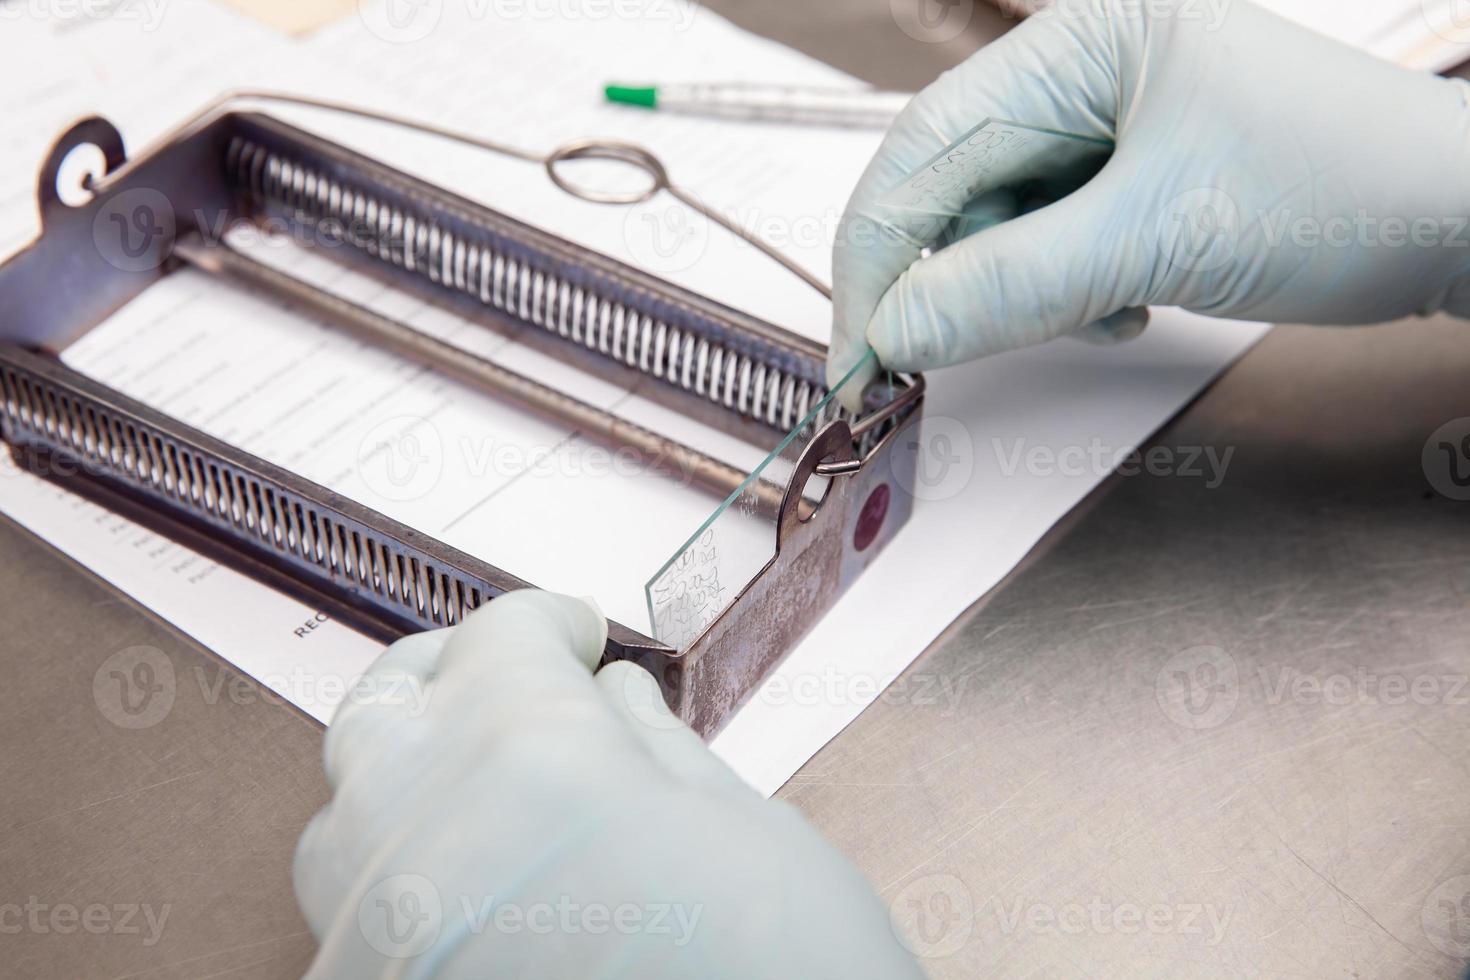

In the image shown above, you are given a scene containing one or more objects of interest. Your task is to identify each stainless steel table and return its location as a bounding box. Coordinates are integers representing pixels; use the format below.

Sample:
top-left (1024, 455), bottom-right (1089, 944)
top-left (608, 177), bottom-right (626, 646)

top-left (2, 3), bottom-right (1468, 977)
top-left (791, 313), bottom-right (1470, 978)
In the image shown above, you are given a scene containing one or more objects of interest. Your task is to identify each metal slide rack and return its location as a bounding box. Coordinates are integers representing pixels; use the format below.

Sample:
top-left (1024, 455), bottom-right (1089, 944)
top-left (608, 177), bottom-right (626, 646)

top-left (0, 106), bottom-right (923, 735)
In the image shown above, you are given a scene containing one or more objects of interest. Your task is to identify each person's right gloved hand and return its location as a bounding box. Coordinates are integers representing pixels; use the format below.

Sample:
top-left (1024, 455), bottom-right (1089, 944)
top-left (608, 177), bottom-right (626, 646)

top-left (829, 0), bottom-right (1470, 406)
top-left (293, 590), bottom-right (926, 979)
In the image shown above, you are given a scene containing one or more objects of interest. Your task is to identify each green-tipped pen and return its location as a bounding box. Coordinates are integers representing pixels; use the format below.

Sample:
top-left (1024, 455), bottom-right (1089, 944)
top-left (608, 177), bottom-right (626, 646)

top-left (602, 81), bottom-right (909, 128)
top-left (604, 84), bottom-right (659, 109)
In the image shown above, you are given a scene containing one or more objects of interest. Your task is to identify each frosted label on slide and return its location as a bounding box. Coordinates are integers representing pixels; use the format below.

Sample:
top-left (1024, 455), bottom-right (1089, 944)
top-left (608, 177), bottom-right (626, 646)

top-left (877, 118), bottom-right (1109, 218)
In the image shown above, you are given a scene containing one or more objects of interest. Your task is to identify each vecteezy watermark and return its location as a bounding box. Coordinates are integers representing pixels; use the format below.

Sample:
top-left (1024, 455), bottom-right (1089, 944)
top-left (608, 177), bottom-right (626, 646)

top-left (93, 646), bottom-right (177, 730)
top-left (887, 423), bottom-right (1234, 503)
top-left (0, 0), bottom-right (169, 31)
top-left (890, 0), bottom-right (974, 44)
top-left (1423, 417), bottom-right (1470, 501)
top-left (991, 895), bottom-right (1231, 945)
top-left (91, 187), bottom-right (176, 273)
top-left (758, 668), bottom-right (968, 714)
top-left (357, 415), bottom-right (447, 503)
top-left (1256, 210), bottom-right (1470, 251)
top-left (357, 0), bottom-right (697, 44)
top-left (357, 0), bottom-right (443, 41)
top-left (1421, 0), bottom-right (1470, 47)
top-left (356, 874), bottom-right (703, 959)
top-left (0, 440), bottom-right (131, 484)
top-left (606, 660), bottom-right (685, 732)
top-left (354, 415), bottom-right (706, 503)
top-left (1258, 665), bottom-right (1469, 709)
top-left (1156, 648), bottom-right (1468, 730)
top-left (1157, 190), bottom-right (1470, 274)
top-left (1423, 874), bottom-right (1470, 958)
top-left (889, 874), bottom-right (975, 959)
top-left (193, 664), bottom-right (435, 717)
top-left (1155, 188), bottom-right (1242, 273)
top-left (621, 199), bottom-right (711, 276)
top-left (892, 416), bottom-right (976, 503)
top-left (358, 874), bottom-right (442, 957)
top-left (889, 876), bottom-right (1231, 955)
top-left (624, 199), bottom-right (891, 277)
top-left (0, 898), bottom-right (171, 947)
top-left (88, 202), bottom-right (356, 275)
top-left (1155, 645), bottom-right (1240, 730)
top-left (993, 436), bottom-right (1235, 488)
top-left (93, 645), bottom-right (433, 729)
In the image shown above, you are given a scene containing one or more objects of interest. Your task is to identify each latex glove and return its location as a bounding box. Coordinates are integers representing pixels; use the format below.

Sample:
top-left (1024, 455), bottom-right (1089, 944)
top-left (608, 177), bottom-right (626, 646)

top-left (829, 0), bottom-right (1470, 407)
top-left (294, 590), bottom-right (924, 979)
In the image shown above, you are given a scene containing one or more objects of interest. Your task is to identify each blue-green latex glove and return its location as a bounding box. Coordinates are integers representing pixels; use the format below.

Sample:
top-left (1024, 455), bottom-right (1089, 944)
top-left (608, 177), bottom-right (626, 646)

top-left (293, 590), bottom-right (924, 979)
top-left (829, 0), bottom-right (1470, 407)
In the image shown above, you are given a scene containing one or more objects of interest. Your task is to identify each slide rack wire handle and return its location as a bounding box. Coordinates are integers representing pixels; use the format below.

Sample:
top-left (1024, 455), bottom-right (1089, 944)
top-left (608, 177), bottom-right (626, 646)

top-left (86, 91), bottom-right (835, 300)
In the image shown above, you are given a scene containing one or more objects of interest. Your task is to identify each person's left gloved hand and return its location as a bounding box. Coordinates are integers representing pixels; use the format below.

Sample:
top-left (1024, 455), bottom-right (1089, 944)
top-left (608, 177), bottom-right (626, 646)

top-left (294, 589), bottom-right (924, 979)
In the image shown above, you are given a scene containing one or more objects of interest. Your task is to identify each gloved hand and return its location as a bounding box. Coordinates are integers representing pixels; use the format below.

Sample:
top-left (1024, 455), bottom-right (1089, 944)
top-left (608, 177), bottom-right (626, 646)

top-left (294, 590), bottom-right (925, 979)
top-left (829, 0), bottom-right (1470, 406)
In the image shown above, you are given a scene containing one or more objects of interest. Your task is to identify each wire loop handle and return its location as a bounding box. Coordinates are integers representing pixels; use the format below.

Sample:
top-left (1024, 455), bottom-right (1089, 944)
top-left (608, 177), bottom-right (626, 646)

top-left (177, 91), bottom-right (835, 300)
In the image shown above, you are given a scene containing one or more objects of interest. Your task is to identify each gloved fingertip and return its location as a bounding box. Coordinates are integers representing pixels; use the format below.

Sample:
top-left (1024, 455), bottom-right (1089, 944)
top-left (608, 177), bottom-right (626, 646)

top-left (489, 590), bottom-right (605, 669)
top-left (575, 594), bottom-right (603, 616)
top-left (827, 348), bottom-right (878, 415)
top-left (1073, 307), bottom-right (1149, 345)
top-left (368, 628), bottom-right (453, 682)
top-left (866, 305), bottom-right (924, 373)
top-left (572, 594), bottom-right (610, 660)
top-left (487, 589), bottom-right (605, 669)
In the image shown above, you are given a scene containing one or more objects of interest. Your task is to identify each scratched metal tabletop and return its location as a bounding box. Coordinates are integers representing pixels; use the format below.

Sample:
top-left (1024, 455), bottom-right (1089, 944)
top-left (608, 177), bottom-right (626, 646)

top-left (2, 3), bottom-right (1468, 978)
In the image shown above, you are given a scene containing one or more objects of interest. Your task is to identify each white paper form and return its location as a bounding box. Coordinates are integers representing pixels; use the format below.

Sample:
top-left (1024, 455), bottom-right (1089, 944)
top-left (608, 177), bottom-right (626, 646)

top-left (63, 233), bottom-right (774, 630)
top-left (0, 1), bottom-right (1271, 794)
top-left (300, 0), bottom-right (883, 343)
top-left (0, 0), bottom-right (851, 726)
top-left (0, 4), bottom-right (394, 720)
top-left (712, 314), bottom-right (1268, 791)
top-left (0, 4), bottom-right (294, 257)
